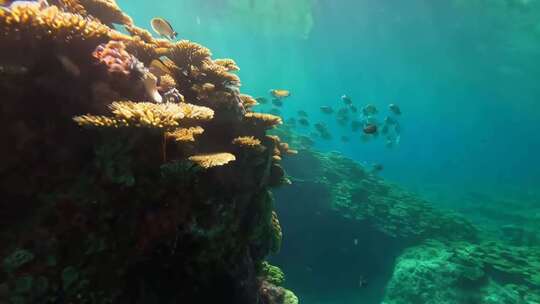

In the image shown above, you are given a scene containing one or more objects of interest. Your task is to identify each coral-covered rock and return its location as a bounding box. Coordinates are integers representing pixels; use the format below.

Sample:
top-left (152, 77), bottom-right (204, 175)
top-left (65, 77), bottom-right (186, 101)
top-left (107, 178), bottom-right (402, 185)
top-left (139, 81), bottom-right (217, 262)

top-left (382, 240), bottom-right (540, 304)
top-left (0, 1), bottom-right (296, 303)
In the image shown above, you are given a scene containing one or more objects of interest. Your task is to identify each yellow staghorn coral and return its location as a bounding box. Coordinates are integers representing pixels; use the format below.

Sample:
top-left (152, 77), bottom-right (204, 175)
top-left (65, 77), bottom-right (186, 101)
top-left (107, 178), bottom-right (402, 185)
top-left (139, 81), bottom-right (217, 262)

top-left (167, 40), bottom-right (212, 68)
top-left (56, 0), bottom-right (90, 17)
top-left (73, 114), bottom-right (126, 128)
top-left (232, 136), bottom-right (262, 148)
top-left (214, 58), bottom-right (240, 72)
top-left (78, 0), bottom-right (132, 25)
top-left (0, 5), bottom-right (112, 44)
top-left (188, 152), bottom-right (236, 169)
top-left (123, 24), bottom-right (173, 48)
top-left (124, 24), bottom-right (154, 43)
top-left (159, 74), bottom-right (177, 91)
top-left (74, 101), bottom-right (214, 129)
top-left (244, 112), bottom-right (282, 129)
top-left (166, 126), bottom-right (204, 142)
top-left (200, 62), bottom-right (241, 86)
top-left (239, 94), bottom-right (258, 108)
top-left (178, 102), bottom-right (214, 121)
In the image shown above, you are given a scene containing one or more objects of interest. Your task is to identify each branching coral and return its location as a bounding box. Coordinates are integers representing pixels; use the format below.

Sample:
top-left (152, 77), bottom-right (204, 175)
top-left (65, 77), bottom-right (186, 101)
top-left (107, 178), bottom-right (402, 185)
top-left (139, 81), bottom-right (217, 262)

top-left (74, 101), bottom-right (214, 129)
top-left (166, 126), bottom-right (204, 142)
top-left (239, 94), bottom-right (259, 109)
top-left (214, 58), bottom-right (240, 72)
top-left (232, 136), bottom-right (262, 148)
top-left (78, 0), bottom-right (132, 25)
top-left (188, 152), bottom-right (236, 169)
top-left (167, 40), bottom-right (212, 68)
top-left (159, 74), bottom-right (177, 92)
top-left (0, 5), bottom-right (111, 44)
top-left (244, 113), bottom-right (283, 129)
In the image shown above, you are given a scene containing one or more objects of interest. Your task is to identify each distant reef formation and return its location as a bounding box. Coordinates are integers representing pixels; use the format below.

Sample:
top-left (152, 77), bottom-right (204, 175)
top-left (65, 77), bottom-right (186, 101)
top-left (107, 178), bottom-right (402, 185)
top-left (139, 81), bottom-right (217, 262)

top-left (272, 129), bottom-right (540, 303)
top-left (0, 1), bottom-right (296, 303)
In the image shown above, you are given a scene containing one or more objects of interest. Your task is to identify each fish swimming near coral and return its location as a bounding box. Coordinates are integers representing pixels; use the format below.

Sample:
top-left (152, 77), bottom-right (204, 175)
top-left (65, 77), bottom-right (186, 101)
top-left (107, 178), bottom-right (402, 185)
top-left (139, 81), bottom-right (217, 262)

top-left (341, 136), bottom-right (350, 143)
top-left (286, 118), bottom-right (297, 125)
top-left (297, 110), bottom-right (308, 117)
top-left (298, 118), bottom-right (310, 126)
top-left (270, 89), bottom-right (291, 99)
top-left (350, 105), bottom-right (358, 113)
top-left (320, 106), bottom-right (334, 114)
top-left (151, 17), bottom-right (178, 40)
top-left (269, 108), bottom-right (281, 115)
top-left (255, 97), bottom-right (269, 104)
top-left (272, 99), bottom-right (283, 107)
top-left (362, 104), bottom-right (378, 116)
top-left (341, 95), bottom-right (353, 106)
top-left (363, 123), bottom-right (378, 134)
top-left (388, 103), bottom-right (401, 115)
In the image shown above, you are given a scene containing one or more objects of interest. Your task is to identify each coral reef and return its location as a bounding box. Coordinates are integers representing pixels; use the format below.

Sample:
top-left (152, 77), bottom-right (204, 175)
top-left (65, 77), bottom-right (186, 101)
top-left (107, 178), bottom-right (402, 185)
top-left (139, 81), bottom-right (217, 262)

top-left (272, 129), bottom-right (540, 303)
top-left (0, 2), bottom-right (297, 303)
top-left (382, 240), bottom-right (540, 304)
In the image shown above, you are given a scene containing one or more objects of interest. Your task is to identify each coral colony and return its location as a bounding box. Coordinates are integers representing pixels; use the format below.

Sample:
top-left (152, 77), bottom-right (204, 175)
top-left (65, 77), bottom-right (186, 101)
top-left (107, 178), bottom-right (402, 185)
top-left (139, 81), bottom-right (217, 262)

top-left (0, 1), bottom-right (297, 303)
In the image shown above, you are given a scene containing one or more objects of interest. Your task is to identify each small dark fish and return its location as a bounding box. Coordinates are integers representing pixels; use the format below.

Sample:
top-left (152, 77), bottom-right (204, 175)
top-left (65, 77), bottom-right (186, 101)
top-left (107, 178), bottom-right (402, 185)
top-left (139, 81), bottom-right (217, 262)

top-left (350, 105), bottom-right (358, 113)
top-left (269, 108), bottom-right (281, 115)
top-left (320, 106), bottom-right (334, 114)
top-left (389, 103), bottom-right (401, 115)
top-left (151, 18), bottom-right (178, 40)
top-left (341, 136), bottom-right (350, 143)
top-left (286, 118), bottom-right (297, 125)
top-left (359, 276), bottom-right (369, 288)
top-left (341, 94), bottom-right (353, 106)
top-left (371, 163), bottom-right (384, 173)
top-left (351, 120), bottom-right (362, 132)
top-left (297, 110), bottom-right (308, 117)
top-left (320, 131), bottom-right (332, 140)
top-left (314, 122), bottom-right (327, 133)
top-left (363, 123), bottom-right (378, 134)
top-left (362, 104), bottom-right (378, 116)
top-left (298, 118), bottom-right (310, 126)
top-left (272, 99), bottom-right (283, 107)
top-left (255, 97), bottom-right (268, 104)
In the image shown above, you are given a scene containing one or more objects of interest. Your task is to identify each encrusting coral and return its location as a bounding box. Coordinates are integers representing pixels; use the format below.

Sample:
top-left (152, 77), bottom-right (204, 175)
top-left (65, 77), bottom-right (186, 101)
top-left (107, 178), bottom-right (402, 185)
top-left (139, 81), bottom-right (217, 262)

top-left (0, 1), bottom-right (297, 303)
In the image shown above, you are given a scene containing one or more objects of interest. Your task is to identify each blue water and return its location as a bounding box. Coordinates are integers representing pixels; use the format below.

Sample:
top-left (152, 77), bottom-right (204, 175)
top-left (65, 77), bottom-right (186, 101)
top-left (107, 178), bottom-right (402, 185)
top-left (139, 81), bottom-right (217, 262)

top-left (120, 0), bottom-right (540, 199)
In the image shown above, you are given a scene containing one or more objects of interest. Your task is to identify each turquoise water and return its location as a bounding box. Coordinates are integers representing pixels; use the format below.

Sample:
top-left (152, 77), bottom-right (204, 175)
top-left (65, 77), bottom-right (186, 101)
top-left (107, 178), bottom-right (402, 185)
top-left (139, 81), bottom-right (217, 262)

top-left (120, 0), bottom-right (540, 197)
